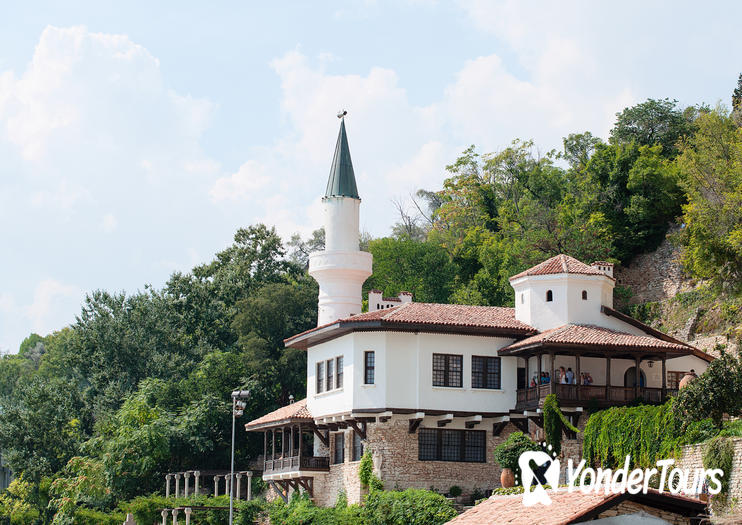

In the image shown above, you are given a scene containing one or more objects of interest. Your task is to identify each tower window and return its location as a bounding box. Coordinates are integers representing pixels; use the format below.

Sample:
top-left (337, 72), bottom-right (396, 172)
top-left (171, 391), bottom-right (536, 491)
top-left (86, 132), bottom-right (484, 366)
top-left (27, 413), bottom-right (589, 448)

top-left (521, 293), bottom-right (524, 304)
top-left (546, 290), bottom-right (553, 302)
top-left (582, 290), bottom-right (588, 300)
top-left (364, 351), bottom-right (375, 385)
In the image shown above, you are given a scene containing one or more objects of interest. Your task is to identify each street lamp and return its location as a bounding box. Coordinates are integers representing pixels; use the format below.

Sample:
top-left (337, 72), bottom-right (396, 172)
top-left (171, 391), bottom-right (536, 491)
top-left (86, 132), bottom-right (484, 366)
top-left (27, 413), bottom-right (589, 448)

top-left (229, 389), bottom-right (249, 525)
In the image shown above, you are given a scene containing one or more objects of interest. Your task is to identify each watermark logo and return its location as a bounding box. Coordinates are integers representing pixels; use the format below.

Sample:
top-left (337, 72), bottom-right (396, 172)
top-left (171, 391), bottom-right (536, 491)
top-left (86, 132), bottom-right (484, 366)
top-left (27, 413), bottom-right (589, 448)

top-left (518, 444), bottom-right (724, 506)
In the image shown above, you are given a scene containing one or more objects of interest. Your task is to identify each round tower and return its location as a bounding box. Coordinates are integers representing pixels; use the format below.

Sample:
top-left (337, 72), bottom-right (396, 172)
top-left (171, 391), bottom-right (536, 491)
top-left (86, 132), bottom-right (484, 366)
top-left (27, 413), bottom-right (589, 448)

top-left (309, 116), bottom-right (373, 326)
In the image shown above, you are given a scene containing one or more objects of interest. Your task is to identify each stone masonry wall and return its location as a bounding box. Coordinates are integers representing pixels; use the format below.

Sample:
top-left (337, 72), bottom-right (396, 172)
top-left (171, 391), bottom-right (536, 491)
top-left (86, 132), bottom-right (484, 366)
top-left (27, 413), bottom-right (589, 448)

top-left (597, 500), bottom-right (692, 525)
top-left (675, 437), bottom-right (742, 503)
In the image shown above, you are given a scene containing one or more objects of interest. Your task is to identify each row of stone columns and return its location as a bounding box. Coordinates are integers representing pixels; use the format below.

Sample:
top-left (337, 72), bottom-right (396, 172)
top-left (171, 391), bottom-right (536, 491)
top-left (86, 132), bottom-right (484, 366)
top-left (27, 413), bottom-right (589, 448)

top-left (165, 471), bottom-right (253, 500)
top-left (160, 508), bottom-right (192, 525)
top-left (165, 472), bottom-right (201, 498)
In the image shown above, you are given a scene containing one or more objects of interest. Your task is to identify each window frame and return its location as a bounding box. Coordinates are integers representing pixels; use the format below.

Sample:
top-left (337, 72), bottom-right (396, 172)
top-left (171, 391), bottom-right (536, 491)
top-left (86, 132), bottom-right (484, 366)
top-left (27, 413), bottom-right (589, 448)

top-left (364, 351), bottom-right (375, 385)
top-left (352, 431), bottom-right (363, 462)
top-left (316, 361), bottom-right (324, 394)
top-left (471, 355), bottom-right (501, 390)
top-left (546, 290), bottom-right (553, 302)
top-left (336, 356), bottom-right (344, 389)
top-left (432, 353), bottom-right (463, 388)
top-left (326, 358), bottom-right (334, 391)
top-left (332, 433), bottom-right (345, 464)
top-left (418, 428), bottom-right (486, 463)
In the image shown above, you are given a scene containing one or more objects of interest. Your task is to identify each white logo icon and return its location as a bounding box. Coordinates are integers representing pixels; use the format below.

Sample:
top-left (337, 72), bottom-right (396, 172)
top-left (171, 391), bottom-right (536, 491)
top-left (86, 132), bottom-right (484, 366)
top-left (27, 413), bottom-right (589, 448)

top-left (519, 451), bottom-right (560, 506)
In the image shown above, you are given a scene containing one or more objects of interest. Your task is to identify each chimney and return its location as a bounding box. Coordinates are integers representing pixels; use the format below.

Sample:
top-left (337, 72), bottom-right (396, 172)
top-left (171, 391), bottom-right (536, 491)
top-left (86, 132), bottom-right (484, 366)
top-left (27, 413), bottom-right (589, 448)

top-left (591, 261), bottom-right (614, 278)
top-left (398, 291), bottom-right (413, 304)
top-left (368, 290), bottom-right (383, 312)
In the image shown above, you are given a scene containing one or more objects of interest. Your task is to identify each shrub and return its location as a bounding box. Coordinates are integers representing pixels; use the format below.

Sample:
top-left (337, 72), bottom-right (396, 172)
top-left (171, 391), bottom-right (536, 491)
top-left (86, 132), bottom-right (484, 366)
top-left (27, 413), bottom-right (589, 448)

top-left (543, 394), bottom-right (578, 455)
top-left (703, 436), bottom-right (734, 494)
top-left (268, 495), bottom-right (363, 525)
top-left (118, 494), bottom-right (264, 525)
top-left (359, 451), bottom-right (384, 491)
top-left (493, 431), bottom-right (540, 480)
top-left (448, 485), bottom-right (462, 498)
top-left (72, 507), bottom-right (125, 525)
top-left (362, 489), bottom-right (457, 525)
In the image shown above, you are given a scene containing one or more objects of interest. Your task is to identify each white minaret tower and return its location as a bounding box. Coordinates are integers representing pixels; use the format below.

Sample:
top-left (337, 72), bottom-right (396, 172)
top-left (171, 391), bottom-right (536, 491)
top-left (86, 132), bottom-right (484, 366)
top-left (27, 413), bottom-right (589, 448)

top-left (309, 113), bottom-right (373, 326)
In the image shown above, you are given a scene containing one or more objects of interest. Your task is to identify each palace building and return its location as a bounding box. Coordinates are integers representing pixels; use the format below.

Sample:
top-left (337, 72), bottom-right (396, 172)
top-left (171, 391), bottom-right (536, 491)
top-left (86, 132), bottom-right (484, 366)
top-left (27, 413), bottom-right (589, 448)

top-left (244, 117), bottom-right (712, 506)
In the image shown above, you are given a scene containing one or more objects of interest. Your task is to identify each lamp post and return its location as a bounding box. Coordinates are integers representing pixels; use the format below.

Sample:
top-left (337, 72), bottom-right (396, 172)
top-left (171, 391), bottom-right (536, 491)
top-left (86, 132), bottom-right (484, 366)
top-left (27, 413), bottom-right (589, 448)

top-left (229, 389), bottom-right (249, 525)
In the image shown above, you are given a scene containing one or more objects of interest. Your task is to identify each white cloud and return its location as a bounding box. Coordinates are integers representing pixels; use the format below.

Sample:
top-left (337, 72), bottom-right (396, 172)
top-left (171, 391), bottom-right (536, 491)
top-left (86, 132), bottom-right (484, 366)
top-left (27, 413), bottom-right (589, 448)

top-left (100, 213), bottom-right (118, 233)
top-left (210, 160), bottom-right (271, 202)
top-left (25, 279), bottom-right (83, 334)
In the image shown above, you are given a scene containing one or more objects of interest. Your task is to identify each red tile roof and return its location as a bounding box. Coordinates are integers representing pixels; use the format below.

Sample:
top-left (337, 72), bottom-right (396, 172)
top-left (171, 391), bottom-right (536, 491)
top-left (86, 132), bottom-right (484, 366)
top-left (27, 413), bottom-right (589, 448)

top-left (284, 303), bottom-right (536, 348)
top-left (245, 398), bottom-right (312, 430)
top-left (446, 489), bottom-right (705, 525)
top-left (500, 324), bottom-right (689, 353)
top-left (510, 254), bottom-right (609, 280)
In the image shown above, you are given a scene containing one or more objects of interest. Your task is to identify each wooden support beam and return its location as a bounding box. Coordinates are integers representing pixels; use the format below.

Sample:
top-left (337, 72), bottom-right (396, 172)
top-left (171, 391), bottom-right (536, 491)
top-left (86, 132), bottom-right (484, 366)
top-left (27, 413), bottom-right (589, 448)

top-left (312, 428), bottom-right (329, 448)
top-left (347, 420), bottom-right (367, 440)
top-left (376, 411), bottom-right (393, 423)
top-left (465, 415), bottom-right (482, 429)
top-left (509, 414), bottom-right (529, 434)
top-left (269, 481), bottom-right (288, 503)
top-left (407, 412), bottom-right (425, 434)
top-left (437, 414), bottom-right (454, 427)
top-left (492, 422), bottom-right (508, 436)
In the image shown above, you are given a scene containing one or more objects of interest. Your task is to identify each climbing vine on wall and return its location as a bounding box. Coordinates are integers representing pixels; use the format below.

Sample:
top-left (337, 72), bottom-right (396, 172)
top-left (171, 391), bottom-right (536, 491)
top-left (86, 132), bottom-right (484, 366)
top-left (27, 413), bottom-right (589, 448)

top-left (703, 436), bottom-right (734, 494)
top-left (543, 394), bottom-right (578, 456)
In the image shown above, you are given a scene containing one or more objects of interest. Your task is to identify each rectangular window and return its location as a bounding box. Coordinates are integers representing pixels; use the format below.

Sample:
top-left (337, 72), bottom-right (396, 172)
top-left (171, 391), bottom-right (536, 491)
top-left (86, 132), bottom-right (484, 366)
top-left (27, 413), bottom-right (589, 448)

top-left (352, 432), bottom-right (363, 461)
top-left (472, 356), bottom-right (501, 389)
top-left (316, 361), bottom-right (324, 394)
top-left (417, 428), bottom-right (486, 463)
top-left (667, 371), bottom-right (687, 390)
top-left (326, 358), bottom-right (334, 391)
top-left (432, 354), bottom-right (462, 387)
top-left (333, 433), bottom-right (345, 464)
top-left (336, 356), bottom-right (344, 388)
top-left (364, 351), bottom-right (375, 385)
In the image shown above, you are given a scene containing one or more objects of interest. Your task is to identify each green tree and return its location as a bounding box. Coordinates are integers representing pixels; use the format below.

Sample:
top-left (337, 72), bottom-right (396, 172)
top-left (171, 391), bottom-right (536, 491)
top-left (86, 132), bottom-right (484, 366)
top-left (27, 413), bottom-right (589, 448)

top-left (610, 98), bottom-right (692, 157)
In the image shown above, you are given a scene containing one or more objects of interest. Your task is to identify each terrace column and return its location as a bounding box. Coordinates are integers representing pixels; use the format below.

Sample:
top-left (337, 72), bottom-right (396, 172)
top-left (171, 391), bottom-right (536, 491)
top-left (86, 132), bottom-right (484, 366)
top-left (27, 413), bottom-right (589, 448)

top-left (174, 474), bottom-right (181, 498)
top-left (214, 475), bottom-right (220, 497)
top-left (124, 513), bottom-right (136, 525)
top-left (576, 354), bottom-right (581, 400)
top-left (537, 353), bottom-right (542, 383)
top-left (524, 357), bottom-right (529, 390)
top-left (247, 471), bottom-right (253, 501)
top-left (605, 356), bottom-right (611, 401)
top-left (193, 471), bottom-right (200, 496)
top-left (165, 475), bottom-right (172, 498)
top-left (184, 508), bottom-right (192, 525)
top-left (271, 430), bottom-right (275, 460)
top-left (183, 472), bottom-right (190, 498)
top-left (635, 356), bottom-right (641, 399)
top-left (236, 473), bottom-right (242, 501)
top-left (171, 508), bottom-right (179, 525)
top-left (161, 510), bottom-right (169, 525)
top-left (661, 357), bottom-right (667, 399)
top-left (224, 474), bottom-right (230, 497)
top-left (549, 351), bottom-right (556, 395)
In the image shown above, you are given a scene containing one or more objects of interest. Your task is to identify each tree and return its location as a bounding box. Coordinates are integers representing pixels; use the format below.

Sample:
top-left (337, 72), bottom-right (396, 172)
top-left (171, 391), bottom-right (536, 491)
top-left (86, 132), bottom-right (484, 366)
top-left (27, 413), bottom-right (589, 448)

top-left (675, 109), bottom-right (742, 286)
top-left (287, 228), bottom-right (325, 268)
top-left (674, 352), bottom-right (742, 428)
top-left (610, 98), bottom-right (692, 157)
top-left (732, 73), bottom-right (742, 120)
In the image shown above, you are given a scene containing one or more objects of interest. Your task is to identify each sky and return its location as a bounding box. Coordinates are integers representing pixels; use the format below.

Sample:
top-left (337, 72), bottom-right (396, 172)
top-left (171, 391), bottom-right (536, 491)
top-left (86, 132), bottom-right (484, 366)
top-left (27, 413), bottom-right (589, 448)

top-left (1, 1), bottom-right (741, 354)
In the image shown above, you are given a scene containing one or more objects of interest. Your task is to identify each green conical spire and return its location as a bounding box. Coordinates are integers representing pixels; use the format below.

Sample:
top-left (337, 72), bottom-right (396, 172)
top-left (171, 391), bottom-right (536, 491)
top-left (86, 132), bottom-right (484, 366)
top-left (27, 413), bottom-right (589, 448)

top-left (325, 118), bottom-right (359, 199)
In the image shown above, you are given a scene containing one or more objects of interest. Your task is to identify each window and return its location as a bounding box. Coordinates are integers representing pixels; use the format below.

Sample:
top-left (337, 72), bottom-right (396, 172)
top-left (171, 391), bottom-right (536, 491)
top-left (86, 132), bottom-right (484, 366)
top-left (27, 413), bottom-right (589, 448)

top-left (546, 290), bottom-right (553, 302)
top-left (326, 358), bottom-right (334, 390)
top-left (352, 432), bottom-right (363, 461)
top-left (336, 356), bottom-right (344, 388)
top-left (667, 371), bottom-right (687, 389)
top-left (333, 433), bottom-right (345, 464)
top-left (472, 356), bottom-right (501, 389)
top-left (582, 290), bottom-right (588, 300)
top-left (364, 351), bottom-right (375, 384)
top-left (418, 428), bottom-right (486, 463)
top-left (316, 361), bottom-right (324, 393)
top-left (432, 354), bottom-right (462, 387)
top-left (521, 293), bottom-right (524, 304)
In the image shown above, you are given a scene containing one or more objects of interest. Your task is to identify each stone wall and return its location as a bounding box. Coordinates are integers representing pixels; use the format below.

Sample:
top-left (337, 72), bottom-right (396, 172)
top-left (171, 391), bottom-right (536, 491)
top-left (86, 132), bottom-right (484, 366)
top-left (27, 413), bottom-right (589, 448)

top-left (597, 500), bottom-right (692, 524)
top-left (614, 226), bottom-right (693, 305)
top-left (675, 437), bottom-right (742, 504)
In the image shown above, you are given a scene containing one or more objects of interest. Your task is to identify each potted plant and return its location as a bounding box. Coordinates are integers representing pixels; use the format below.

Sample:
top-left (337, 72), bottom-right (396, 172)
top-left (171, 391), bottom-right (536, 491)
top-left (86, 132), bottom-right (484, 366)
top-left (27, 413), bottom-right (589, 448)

top-left (493, 431), bottom-right (540, 488)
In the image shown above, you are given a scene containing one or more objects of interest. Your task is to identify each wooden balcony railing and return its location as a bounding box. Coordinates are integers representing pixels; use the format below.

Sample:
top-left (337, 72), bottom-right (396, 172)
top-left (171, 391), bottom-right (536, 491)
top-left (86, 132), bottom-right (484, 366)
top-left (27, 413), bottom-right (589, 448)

top-left (263, 455), bottom-right (330, 474)
top-left (516, 384), bottom-right (667, 409)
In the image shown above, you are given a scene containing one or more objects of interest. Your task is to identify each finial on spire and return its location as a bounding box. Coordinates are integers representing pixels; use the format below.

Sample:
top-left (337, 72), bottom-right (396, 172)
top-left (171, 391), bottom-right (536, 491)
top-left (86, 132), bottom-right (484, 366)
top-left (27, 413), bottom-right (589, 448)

top-left (337, 109), bottom-right (347, 119)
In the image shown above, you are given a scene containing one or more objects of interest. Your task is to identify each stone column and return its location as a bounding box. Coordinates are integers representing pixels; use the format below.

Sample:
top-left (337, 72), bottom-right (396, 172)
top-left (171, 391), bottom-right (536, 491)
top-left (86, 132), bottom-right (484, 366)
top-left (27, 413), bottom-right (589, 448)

top-left (235, 473), bottom-right (242, 501)
top-left (165, 475), bottom-right (172, 498)
top-left (183, 472), bottom-right (190, 498)
top-left (161, 509), bottom-right (169, 525)
top-left (171, 508), bottom-right (179, 525)
top-left (247, 471), bottom-right (253, 501)
top-left (184, 508), bottom-right (192, 525)
top-left (174, 473), bottom-right (181, 498)
top-left (224, 474), bottom-right (230, 497)
top-left (214, 475), bottom-right (220, 497)
top-left (124, 513), bottom-right (136, 525)
top-left (193, 471), bottom-right (200, 496)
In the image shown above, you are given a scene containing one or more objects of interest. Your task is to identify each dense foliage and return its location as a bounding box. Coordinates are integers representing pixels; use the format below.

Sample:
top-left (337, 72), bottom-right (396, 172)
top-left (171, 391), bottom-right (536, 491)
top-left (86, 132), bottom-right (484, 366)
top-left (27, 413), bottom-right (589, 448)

top-left (2, 78), bottom-right (742, 521)
top-left (542, 394), bottom-right (579, 456)
top-left (492, 431), bottom-right (540, 480)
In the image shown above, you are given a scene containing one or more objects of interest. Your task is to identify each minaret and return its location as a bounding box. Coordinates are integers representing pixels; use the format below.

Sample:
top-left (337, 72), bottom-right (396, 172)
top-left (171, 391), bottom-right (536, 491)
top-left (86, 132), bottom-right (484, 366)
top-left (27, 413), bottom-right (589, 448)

top-left (309, 114), bottom-right (373, 326)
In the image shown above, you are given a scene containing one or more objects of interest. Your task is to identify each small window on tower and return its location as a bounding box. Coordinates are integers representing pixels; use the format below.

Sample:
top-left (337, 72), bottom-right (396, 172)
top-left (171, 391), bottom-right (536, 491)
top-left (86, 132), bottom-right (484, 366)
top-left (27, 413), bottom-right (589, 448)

top-left (521, 294), bottom-right (524, 304)
top-left (582, 290), bottom-right (588, 300)
top-left (546, 290), bottom-right (553, 302)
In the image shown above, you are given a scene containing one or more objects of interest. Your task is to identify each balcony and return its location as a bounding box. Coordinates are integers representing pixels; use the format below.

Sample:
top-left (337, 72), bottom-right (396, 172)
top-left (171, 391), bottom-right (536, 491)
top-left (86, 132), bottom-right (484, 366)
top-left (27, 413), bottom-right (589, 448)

top-left (515, 383), bottom-right (677, 410)
top-left (263, 455), bottom-right (329, 475)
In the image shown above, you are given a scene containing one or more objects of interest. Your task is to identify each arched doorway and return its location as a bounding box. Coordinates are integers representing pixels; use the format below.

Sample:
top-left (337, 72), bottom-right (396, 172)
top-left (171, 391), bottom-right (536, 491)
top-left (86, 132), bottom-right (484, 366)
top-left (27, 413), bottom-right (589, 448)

top-left (624, 366), bottom-right (646, 387)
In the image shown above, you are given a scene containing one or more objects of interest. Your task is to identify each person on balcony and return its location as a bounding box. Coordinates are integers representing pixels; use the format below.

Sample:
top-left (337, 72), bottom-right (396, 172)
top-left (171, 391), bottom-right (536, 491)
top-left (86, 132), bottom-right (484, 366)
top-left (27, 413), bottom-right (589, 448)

top-left (566, 367), bottom-right (575, 384)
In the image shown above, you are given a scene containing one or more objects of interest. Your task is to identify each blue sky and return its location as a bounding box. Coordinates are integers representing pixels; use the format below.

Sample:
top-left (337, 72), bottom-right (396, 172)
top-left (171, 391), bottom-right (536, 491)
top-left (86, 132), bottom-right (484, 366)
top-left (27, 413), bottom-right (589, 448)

top-left (1, 1), bottom-right (741, 353)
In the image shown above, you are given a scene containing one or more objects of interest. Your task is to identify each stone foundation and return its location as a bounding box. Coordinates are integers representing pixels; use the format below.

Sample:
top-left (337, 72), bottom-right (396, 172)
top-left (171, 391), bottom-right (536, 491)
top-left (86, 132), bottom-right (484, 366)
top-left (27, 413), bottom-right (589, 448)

top-left (597, 500), bottom-right (692, 524)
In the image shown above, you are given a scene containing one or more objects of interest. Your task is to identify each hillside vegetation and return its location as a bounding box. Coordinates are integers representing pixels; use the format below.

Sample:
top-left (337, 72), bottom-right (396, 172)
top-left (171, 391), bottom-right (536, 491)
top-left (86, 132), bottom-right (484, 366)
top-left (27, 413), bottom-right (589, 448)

top-left (1, 78), bottom-right (742, 522)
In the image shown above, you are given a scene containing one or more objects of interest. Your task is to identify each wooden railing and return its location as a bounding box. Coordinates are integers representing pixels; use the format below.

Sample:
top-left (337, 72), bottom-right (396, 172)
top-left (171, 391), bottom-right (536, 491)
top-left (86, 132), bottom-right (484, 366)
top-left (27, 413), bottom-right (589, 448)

top-left (516, 385), bottom-right (667, 408)
top-left (263, 455), bottom-right (330, 474)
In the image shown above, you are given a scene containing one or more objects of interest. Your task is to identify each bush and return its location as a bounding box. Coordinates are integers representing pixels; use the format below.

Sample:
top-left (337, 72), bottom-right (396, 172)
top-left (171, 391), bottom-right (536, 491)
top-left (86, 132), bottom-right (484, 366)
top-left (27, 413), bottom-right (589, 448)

top-left (73, 507), bottom-right (125, 525)
top-left (268, 495), bottom-right (362, 525)
top-left (119, 494), bottom-right (265, 525)
top-left (363, 489), bottom-right (457, 525)
top-left (448, 485), bottom-right (462, 498)
top-left (359, 451), bottom-right (384, 491)
top-left (703, 436), bottom-right (734, 494)
top-left (493, 431), bottom-right (540, 480)
top-left (543, 394), bottom-right (579, 456)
